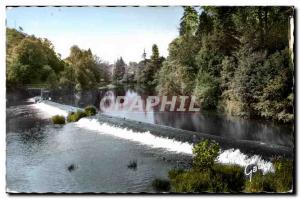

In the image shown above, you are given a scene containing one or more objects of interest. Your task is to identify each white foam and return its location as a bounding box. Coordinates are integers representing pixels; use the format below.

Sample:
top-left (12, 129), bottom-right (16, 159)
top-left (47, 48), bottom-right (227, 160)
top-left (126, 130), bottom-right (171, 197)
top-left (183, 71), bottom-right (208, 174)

top-left (26, 97), bottom-right (36, 103)
top-left (217, 148), bottom-right (274, 174)
top-left (30, 102), bottom-right (69, 118)
top-left (30, 100), bottom-right (275, 173)
top-left (76, 118), bottom-right (194, 154)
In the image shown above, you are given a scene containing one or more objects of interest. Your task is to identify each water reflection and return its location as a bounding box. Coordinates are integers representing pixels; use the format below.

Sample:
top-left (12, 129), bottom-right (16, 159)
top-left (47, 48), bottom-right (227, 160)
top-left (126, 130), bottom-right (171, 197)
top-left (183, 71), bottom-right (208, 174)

top-left (50, 85), bottom-right (293, 147)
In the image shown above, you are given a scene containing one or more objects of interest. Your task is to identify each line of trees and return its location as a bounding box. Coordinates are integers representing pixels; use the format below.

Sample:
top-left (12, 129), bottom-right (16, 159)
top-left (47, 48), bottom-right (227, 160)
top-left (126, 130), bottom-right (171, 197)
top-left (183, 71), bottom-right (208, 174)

top-left (6, 6), bottom-right (294, 123)
top-left (6, 28), bottom-right (111, 91)
top-left (111, 44), bottom-right (165, 86)
top-left (156, 6), bottom-right (294, 123)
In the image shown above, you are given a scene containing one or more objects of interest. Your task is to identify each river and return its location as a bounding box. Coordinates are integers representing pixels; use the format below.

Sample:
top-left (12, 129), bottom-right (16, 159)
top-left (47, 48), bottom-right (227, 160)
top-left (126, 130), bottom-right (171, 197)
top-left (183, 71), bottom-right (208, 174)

top-left (6, 85), bottom-right (294, 193)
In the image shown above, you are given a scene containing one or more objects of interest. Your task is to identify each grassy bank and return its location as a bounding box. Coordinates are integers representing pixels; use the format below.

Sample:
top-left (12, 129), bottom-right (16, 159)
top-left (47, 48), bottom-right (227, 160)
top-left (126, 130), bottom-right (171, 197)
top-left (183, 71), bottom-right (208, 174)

top-left (154, 140), bottom-right (293, 193)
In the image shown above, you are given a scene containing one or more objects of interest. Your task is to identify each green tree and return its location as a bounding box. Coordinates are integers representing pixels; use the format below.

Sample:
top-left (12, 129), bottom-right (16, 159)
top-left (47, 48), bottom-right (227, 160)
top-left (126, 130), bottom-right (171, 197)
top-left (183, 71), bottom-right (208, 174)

top-left (139, 44), bottom-right (164, 86)
top-left (157, 6), bottom-right (294, 122)
top-left (113, 57), bottom-right (126, 81)
top-left (62, 46), bottom-right (99, 90)
top-left (179, 6), bottom-right (199, 36)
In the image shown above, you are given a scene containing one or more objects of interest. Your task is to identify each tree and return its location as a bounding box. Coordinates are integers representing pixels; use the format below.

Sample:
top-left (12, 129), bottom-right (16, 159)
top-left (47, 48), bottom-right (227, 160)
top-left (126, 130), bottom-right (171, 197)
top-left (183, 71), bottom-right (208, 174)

top-left (157, 6), bottom-right (294, 122)
top-left (138, 44), bottom-right (164, 86)
top-left (6, 29), bottom-right (64, 88)
top-left (113, 57), bottom-right (126, 82)
top-left (194, 71), bottom-right (220, 109)
top-left (62, 46), bottom-right (100, 90)
top-left (179, 6), bottom-right (199, 36)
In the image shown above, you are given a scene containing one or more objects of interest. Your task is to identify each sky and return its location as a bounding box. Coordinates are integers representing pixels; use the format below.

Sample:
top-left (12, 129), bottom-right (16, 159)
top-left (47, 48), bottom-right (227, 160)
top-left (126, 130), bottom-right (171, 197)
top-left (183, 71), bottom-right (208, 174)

top-left (6, 6), bottom-right (184, 64)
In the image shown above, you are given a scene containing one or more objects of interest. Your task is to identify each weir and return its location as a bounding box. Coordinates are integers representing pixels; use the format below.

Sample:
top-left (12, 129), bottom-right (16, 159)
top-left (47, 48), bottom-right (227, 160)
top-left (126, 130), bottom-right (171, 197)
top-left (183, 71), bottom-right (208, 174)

top-left (95, 114), bottom-right (293, 159)
top-left (30, 100), bottom-right (294, 173)
top-left (33, 99), bottom-right (293, 160)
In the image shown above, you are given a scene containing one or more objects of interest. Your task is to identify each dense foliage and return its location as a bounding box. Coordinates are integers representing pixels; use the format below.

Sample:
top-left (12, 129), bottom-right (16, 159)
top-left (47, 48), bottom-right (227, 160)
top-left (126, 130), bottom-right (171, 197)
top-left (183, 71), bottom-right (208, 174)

top-left (6, 6), bottom-right (294, 123)
top-left (6, 28), bottom-right (111, 91)
top-left (112, 57), bottom-right (126, 82)
top-left (136, 44), bottom-right (165, 86)
top-left (192, 139), bottom-right (220, 170)
top-left (152, 179), bottom-right (171, 192)
top-left (6, 28), bottom-right (64, 89)
top-left (157, 6), bottom-right (294, 123)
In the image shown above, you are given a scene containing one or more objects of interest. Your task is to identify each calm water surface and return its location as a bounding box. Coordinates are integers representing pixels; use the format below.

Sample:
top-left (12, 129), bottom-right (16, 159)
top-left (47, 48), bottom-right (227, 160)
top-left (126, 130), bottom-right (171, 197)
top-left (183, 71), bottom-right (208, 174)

top-left (6, 100), bottom-right (184, 193)
top-left (51, 85), bottom-right (294, 148)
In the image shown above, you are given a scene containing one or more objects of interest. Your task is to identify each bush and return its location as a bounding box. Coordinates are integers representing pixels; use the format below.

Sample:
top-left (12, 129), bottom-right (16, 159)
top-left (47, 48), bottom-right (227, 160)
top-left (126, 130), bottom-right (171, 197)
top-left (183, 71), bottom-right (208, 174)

top-left (51, 115), bottom-right (65, 124)
top-left (272, 159), bottom-right (293, 192)
top-left (168, 140), bottom-right (292, 193)
top-left (244, 173), bottom-right (274, 192)
top-left (169, 165), bottom-right (244, 193)
top-left (84, 105), bottom-right (97, 116)
top-left (169, 169), bottom-right (212, 192)
top-left (152, 179), bottom-right (170, 192)
top-left (212, 164), bottom-right (245, 192)
top-left (67, 110), bottom-right (87, 122)
top-left (66, 112), bottom-right (75, 122)
top-left (192, 139), bottom-right (220, 170)
top-left (168, 140), bottom-right (245, 193)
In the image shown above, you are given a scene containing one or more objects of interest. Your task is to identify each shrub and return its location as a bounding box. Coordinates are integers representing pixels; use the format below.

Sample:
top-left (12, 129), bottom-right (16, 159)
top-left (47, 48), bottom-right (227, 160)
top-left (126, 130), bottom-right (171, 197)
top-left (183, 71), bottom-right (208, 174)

top-left (66, 112), bottom-right (75, 122)
top-left (84, 105), bottom-right (97, 116)
top-left (169, 165), bottom-right (244, 193)
top-left (67, 110), bottom-right (87, 122)
top-left (169, 169), bottom-right (212, 192)
top-left (152, 179), bottom-right (170, 192)
top-left (244, 173), bottom-right (275, 192)
top-left (192, 139), bottom-right (220, 170)
top-left (168, 168), bottom-right (185, 179)
top-left (168, 140), bottom-right (245, 193)
top-left (212, 164), bottom-right (245, 192)
top-left (51, 115), bottom-right (65, 124)
top-left (272, 159), bottom-right (293, 192)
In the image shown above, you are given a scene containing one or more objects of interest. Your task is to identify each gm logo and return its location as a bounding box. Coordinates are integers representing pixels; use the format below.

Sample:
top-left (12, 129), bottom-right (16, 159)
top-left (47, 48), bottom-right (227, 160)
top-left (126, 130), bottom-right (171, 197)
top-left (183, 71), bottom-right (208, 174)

top-left (244, 164), bottom-right (259, 182)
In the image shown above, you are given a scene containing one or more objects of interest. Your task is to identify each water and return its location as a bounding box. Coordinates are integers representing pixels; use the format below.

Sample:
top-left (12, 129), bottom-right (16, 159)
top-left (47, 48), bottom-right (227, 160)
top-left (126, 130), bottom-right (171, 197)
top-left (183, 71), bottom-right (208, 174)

top-left (6, 100), bottom-right (185, 193)
top-left (51, 85), bottom-right (294, 148)
top-left (6, 85), bottom-right (294, 192)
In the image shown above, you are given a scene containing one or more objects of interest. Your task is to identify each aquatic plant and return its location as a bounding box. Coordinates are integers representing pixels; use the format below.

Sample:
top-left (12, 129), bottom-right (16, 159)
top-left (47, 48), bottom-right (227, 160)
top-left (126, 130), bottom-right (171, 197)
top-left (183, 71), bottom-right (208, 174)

top-left (152, 179), bottom-right (170, 192)
top-left (84, 105), bottom-right (97, 116)
top-left (67, 110), bottom-right (87, 122)
top-left (51, 115), bottom-right (65, 124)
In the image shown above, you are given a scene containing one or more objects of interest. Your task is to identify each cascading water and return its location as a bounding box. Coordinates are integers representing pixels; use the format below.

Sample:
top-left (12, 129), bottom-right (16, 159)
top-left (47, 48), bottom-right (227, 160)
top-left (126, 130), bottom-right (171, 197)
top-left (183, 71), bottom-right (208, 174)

top-left (30, 99), bottom-right (275, 174)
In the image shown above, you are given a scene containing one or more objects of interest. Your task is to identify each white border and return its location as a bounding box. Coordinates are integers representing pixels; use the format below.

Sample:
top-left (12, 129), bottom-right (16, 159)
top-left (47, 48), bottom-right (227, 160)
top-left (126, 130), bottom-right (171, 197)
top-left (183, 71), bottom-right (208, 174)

top-left (0, 0), bottom-right (299, 198)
